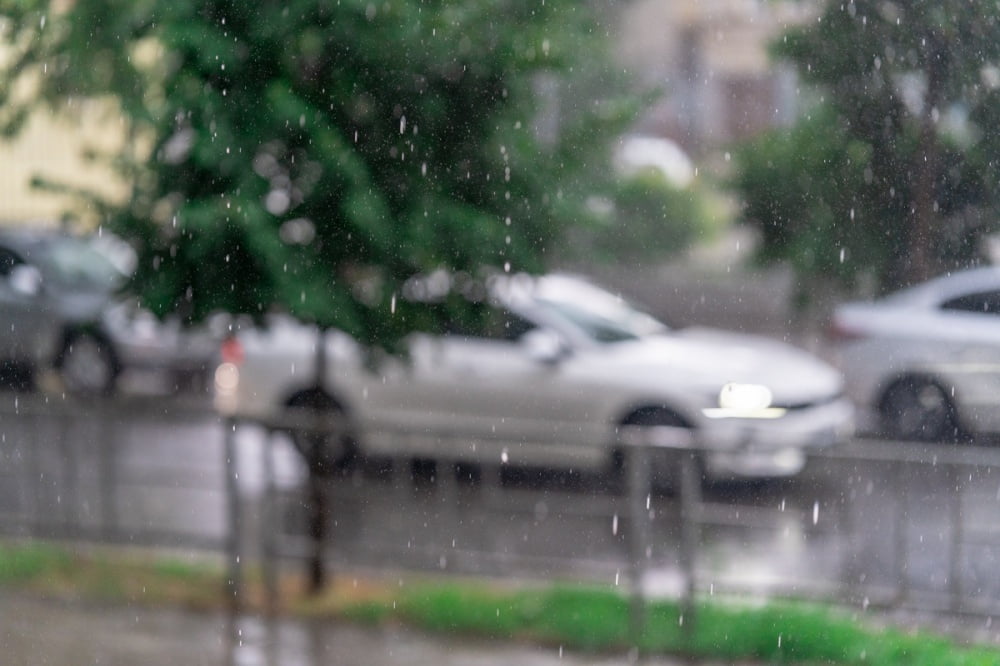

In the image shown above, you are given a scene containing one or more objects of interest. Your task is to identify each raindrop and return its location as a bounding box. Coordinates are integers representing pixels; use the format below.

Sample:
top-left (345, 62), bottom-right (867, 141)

top-left (778, 635), bottom-right (783, 648)
top-left (390, 294), bottom-right (397, 314)
top-left (812, 501), bottom-right (819, 525)
top-left (501, 448), bottom-right (509, 464)
top-left (40, 15), bottom-right (45, 29)
top-left (724, 152), bottom-right (731, 162)
top-left (612, 514), bottom-right (619, 535)
top-left (504, 262), bottom-right (511, 273)
top-left (421, 162), bottom-right (427, 176)
top-left (400, 115), bottom-right (407, 134)
top-left (839, 247), bottom-right (846, 263)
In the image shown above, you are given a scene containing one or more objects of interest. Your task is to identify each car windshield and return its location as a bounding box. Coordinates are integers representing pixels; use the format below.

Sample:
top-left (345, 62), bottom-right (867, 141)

top-left (35, 237), bottom-right (127, 292)
top-left (532, 277), bottom-right (668, 343)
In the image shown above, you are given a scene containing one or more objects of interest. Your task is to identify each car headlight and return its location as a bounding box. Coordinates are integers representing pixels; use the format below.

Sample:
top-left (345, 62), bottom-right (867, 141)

top-left (719, 382), bottom-right (772, 410)
top-left (702, 382), bottom-right (787, 419)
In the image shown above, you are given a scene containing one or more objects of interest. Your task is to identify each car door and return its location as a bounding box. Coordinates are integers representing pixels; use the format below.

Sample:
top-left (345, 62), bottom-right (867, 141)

top-left (931, 290), bottom-right (1000, 418)
top-left (0, 246), bottom-right (57, 364)
top-left (359, 305), bottom-right (612, 469)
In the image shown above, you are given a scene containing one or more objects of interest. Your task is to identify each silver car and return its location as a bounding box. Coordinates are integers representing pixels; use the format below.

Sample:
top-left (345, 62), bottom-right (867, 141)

top-left (830, 266), bottom-right (1000, 441)
top-left (216, 273), bottom-right (854, 481)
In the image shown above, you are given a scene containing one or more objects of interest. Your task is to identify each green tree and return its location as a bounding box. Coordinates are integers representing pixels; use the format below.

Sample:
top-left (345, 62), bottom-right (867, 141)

top-left (0, 0), bottom-right (631, 347)
top-left (733, 0), bottom-right (1000, 295)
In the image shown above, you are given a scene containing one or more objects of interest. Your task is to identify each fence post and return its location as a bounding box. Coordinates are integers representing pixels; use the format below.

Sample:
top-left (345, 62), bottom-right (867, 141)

top-left (224, 417), bottom-right (242, 610)
top-left (262, 428), bottom-right (278, 613)
top-left (893, 458), bottom-right (909, 606)
top-left (100, 400), bottom-right (119, 542)
top-left (948, 463), bottom-right (964, 612)
top-left (627, 442), bottom-right (651, 649)
top-left (678, 450), bottom-right (701, 632)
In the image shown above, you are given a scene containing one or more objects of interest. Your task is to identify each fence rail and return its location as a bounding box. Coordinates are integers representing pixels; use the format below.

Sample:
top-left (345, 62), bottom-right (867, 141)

top-left (228, 414), bottom-right (1000, 622)
top-left (0, 394), bottom-right (226, 553)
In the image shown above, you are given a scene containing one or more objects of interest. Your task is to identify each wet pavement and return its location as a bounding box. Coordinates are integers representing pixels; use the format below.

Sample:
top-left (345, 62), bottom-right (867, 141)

top-left (1, 593), bottom-right (708, 666)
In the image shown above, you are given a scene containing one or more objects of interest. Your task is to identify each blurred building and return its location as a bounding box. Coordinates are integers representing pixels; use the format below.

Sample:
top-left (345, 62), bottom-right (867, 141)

top-left (616, 0), bottom-right (813, 155)
top-left (0, 98), bottom-right (128, 227)
top-left (0, 0), bottom-right (814, 225)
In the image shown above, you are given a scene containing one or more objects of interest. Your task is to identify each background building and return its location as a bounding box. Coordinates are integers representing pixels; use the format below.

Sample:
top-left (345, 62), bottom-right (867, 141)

top-left (616, 0), bottom-right (810, 155)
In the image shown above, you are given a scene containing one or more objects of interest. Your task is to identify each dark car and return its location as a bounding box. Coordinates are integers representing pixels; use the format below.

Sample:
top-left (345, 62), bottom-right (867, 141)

top-left (0, 228), bottom-right (218, 395)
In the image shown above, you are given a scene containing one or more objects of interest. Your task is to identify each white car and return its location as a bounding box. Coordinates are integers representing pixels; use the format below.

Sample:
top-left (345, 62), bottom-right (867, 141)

top-left (216, 274), bottom-right (853, 481)
top-left (829, 266), bottom-right (1000, 441)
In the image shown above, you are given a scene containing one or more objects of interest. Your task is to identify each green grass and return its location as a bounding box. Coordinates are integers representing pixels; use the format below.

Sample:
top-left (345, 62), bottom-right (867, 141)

top-left (0, 542), bottom-right (72, 583)
top-left (1, 540), bottom-right (999, 665)
top-left (346, 583), bottom-right (1000, 665)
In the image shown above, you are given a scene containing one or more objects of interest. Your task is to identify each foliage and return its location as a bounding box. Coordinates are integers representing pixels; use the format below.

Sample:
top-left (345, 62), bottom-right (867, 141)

top-left (732, 0), bottom-right (1000, 296)
top-left (559, 169), bottom-right (720, 268)
top-left (0, 0), bottom-right (632, 347)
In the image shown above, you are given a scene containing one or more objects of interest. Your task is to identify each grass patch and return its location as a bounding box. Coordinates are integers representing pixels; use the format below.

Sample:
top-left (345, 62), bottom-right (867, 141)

top-left (0, 542), bottom-right (72, 583)
top-left (0, 541), bottom-right (225, 609)
top-left (1, 540), bottom-right (999, 665)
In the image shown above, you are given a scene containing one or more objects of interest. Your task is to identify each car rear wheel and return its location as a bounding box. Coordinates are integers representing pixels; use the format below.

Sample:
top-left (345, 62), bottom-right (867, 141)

top-left (57, 332), bottom-right (117, 396)
top-left (879, 378), bottom-right (960, 442)
top-left (285, 390), bottom-right (357, 476)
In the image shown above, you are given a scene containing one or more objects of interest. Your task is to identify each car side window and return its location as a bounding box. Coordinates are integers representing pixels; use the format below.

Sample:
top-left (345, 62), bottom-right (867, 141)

top-left (940, 290), bottom-right (1000, 315)
top-left (0, 247), bottom-right (23, 278)
top-left (445, 304), bottom-right (536, 342)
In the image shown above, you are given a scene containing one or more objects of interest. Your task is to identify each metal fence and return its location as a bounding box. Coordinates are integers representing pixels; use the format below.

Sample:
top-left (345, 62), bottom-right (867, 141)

top-left (229, 415), bottom-right (1000, 620)
top-left (0, 393), bottom-right (227, 552)
top-left (4, 393), bottom-right (1000, 623)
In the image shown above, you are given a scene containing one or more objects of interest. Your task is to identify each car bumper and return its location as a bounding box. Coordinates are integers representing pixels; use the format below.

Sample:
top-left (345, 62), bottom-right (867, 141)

top-left (698, 397), bottom-right (855, 479)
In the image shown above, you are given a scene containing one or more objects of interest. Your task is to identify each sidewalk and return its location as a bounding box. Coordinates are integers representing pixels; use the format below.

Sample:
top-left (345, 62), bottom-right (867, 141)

top-left (2, 593), bottom-right (717, 666)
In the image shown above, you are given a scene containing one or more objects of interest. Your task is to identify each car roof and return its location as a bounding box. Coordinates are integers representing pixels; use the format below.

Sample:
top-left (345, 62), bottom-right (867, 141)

top-left (884, 265), bottom-right (1000, 307)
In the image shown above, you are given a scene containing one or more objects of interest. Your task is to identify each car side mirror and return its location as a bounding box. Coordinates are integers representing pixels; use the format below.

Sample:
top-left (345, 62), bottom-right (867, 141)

top-left (8, 264), bottom-right (42, 297)
top-left (522, 328), bottom-right (569, 365)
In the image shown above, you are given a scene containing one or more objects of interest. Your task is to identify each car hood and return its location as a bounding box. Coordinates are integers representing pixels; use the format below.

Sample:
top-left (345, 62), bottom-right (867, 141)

top-left (586, 327), bottom-right (844, 405)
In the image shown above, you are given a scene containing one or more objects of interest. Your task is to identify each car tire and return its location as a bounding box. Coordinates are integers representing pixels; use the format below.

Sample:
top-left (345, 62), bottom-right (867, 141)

top-left (618, 407), bottom-right (697, 493)
top-left (878, 377), bottom-right (960, 442)
top-left (285, 390), bottom-right (357, 477)
top-left (57, 332), bottom-right (118, 396)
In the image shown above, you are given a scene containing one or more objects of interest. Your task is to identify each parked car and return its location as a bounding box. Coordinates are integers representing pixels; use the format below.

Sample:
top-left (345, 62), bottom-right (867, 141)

top-left (0, 228), bottom-right (218, 395)
top-left (216, 273), bottom-right (853, 482)
top-left (828, 266), bottom-right (1000, 441)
